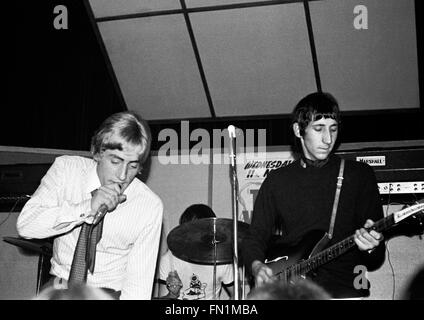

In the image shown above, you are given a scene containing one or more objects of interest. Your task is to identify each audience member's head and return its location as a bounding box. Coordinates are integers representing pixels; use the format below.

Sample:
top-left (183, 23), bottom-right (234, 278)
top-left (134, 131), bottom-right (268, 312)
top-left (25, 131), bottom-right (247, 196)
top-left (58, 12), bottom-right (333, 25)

top-left (34, 284), bottom-right (115, 300)
top-left (179, 204), bottom-right (216, 225)
top-left (247, 278), bottom-right (332, 300)
top-left (402, 265), bottom-right (424, 300)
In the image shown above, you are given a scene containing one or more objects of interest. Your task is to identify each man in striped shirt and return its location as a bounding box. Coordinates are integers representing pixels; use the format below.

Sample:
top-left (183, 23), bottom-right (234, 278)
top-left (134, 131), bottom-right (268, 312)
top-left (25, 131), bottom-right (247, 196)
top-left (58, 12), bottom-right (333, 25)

top-left (17, 111), bottom-right (163, 299)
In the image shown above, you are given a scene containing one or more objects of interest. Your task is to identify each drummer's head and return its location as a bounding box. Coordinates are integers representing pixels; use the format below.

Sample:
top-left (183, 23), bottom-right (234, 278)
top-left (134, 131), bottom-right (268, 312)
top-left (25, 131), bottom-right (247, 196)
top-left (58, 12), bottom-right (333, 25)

top-left (179, 204), bottom-right (216, 225)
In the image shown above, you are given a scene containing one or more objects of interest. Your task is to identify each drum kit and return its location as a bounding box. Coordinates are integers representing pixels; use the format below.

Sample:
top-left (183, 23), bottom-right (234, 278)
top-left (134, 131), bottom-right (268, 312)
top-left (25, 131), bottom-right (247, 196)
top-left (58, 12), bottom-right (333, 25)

top-left (167, 217), bottom-right (249, 265)
top-left (167, 217), bottom-right (249, 299)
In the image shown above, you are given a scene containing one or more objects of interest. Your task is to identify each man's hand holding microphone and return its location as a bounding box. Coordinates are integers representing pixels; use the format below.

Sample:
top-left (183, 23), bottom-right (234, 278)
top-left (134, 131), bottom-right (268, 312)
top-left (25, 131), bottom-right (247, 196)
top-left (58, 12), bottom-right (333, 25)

top-left (90, 183), bottom-right (127, 225)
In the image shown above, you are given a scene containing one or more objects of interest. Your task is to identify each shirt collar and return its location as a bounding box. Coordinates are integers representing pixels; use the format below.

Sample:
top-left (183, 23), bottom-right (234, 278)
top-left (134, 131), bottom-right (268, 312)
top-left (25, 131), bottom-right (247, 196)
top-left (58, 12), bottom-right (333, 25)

top-left (84, 162), bottom-right (101, 194)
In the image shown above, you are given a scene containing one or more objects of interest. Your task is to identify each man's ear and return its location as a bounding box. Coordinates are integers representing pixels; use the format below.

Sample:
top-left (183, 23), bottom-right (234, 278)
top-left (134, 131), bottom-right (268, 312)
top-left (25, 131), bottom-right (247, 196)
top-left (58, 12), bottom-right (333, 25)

top-left (93, 152), bottom-right (101, 162)
top-left (293, 123), bottom-right (302, 138)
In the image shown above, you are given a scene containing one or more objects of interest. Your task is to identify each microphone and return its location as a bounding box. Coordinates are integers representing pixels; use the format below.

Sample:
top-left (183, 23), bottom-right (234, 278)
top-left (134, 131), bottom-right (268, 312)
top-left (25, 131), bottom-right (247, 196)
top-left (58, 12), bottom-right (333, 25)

top-left (92, 184), bottom-right (125, 225)
top-left (92, 204), bottom-right (108, 226)
top-left (228, 125), bottom-right (237, 139)
top-left (228, 125), bottom-right (237, 167)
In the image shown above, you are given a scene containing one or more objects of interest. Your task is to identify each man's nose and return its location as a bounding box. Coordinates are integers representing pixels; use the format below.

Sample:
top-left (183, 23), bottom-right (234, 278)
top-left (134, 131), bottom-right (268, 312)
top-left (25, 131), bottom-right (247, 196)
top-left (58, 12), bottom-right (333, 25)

top-left (118, 165), bottom-right (128, 181)
top-left (322, 129), bottom-right (332, 145)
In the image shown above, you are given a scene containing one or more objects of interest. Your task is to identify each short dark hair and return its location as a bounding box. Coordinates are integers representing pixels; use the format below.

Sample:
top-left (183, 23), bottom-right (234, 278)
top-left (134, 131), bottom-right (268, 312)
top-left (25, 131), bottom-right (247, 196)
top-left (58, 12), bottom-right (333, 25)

top-left (292, 92), bottom-right (340, 137)
top-left (179, 204), bottom-right (216, 225)
top-left (90, 111), bottom-right (151, 164)
top-left (290, 92), bottom-right (341, 154)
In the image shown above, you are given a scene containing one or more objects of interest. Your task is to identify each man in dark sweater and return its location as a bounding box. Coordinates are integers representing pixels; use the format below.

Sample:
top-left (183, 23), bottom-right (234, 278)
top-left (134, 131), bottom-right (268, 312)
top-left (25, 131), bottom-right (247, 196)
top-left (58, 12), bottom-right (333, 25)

top-left (242, 92), bottom-right (385, 298)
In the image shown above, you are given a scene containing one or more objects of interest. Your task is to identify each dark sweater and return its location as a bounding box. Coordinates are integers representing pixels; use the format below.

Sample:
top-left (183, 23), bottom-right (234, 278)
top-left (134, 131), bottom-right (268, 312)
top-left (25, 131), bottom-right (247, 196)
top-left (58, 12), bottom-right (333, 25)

top-left (241, 155), bottom-right (385, 298)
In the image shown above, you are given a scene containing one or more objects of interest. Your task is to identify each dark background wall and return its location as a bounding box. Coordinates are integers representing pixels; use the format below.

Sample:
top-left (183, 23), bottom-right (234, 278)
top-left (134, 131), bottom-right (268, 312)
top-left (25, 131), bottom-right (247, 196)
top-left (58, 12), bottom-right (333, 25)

top-left (2, 1), bottom-right (126, 152)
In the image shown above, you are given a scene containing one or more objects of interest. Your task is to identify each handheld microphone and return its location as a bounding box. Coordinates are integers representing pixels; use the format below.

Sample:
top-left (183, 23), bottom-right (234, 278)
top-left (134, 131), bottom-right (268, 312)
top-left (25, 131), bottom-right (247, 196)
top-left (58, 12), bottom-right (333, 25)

top-left (92, 204), bottom-right (108, 226)
top-left (92, 184), bottom-right (125, 225)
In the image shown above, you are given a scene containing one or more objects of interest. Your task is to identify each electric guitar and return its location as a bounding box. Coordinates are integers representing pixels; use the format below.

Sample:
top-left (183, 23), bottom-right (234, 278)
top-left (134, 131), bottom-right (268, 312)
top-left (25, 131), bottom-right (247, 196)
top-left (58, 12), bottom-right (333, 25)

top-left (265, 201), bottom-right (424, 283)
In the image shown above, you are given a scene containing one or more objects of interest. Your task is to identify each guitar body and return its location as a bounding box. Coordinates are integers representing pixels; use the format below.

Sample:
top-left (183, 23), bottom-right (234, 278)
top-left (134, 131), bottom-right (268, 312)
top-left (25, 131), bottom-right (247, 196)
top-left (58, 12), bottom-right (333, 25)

top-left (265, 230), bottom-right (329, 281)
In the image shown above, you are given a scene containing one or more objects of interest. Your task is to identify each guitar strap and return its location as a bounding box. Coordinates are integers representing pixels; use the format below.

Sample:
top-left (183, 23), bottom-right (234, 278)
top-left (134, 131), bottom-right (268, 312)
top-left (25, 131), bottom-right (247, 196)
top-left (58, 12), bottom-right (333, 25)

top-left (328, 158), bottom-right (345, 240)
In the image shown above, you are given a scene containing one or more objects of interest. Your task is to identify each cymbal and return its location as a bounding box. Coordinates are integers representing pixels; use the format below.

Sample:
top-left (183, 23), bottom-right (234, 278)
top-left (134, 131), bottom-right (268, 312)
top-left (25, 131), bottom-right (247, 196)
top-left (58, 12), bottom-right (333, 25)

top-left (167, 218), bottom-right (249, 265)
top-left (3, 236), bottom-right (53, 256)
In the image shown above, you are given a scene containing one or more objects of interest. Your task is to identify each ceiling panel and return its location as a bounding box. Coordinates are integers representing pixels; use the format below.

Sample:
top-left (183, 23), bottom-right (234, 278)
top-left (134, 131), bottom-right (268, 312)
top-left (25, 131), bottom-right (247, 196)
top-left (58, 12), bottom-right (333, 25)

top-left (88, 0), bottom-right (181, 18)
top-left (186, 0), bottom-right (266, 8)
top-left (190, 3), bottom-right (316, 117)
top-left (91, 0), bottom-right (420, 122)
top-left (98, 16), bottom-right (211, 120)
top-left (310, 0), bottom-right (419, 111)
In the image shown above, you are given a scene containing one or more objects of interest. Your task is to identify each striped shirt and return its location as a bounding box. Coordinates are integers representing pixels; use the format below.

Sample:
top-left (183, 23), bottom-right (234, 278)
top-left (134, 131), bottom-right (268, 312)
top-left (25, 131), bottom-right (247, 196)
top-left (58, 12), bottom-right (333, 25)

top-left (17, 155), bottom-right (163, 299)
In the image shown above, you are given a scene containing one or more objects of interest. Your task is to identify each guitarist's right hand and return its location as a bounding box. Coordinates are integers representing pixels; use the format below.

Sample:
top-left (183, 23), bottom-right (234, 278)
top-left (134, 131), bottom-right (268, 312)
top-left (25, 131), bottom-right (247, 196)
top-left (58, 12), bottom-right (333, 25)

top-left (252, 260), bottom-right (274, 287)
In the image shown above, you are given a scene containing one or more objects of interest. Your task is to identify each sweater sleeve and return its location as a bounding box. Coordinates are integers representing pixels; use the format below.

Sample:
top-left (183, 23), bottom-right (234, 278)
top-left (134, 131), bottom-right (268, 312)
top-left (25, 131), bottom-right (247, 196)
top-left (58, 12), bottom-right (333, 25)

top-left (241, 174), bottom-right (278, 276)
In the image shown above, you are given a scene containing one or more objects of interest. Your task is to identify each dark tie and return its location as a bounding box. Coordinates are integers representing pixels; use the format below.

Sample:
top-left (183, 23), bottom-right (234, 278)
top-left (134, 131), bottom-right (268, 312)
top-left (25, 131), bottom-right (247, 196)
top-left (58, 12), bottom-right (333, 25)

top-left (68, 220), bottom-right (103, 284)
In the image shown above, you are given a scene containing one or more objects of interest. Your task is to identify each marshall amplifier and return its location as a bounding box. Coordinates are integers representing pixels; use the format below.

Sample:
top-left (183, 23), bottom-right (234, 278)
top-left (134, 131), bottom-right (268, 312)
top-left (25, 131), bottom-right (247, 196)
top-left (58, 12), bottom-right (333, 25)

top-left (336, 143), bottom-right (424, 196)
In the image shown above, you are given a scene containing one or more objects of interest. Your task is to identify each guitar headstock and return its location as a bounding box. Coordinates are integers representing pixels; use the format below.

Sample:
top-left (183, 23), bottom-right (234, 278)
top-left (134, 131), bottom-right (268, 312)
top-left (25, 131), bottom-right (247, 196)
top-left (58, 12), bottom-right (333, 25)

top-left (393, 200), bottom-right (424, 224)
top-left (409, 199), bottom-right (424, 233)
top-left (386, 199), bottom-right (424, 238)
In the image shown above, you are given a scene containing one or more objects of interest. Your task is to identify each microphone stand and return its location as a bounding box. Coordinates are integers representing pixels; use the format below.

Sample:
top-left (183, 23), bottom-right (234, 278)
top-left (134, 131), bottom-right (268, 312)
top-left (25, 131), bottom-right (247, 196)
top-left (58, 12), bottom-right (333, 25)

top-left (212, 219), bottom-right (217, 300)
top-left (229, 130), bottom-right (240, 300)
